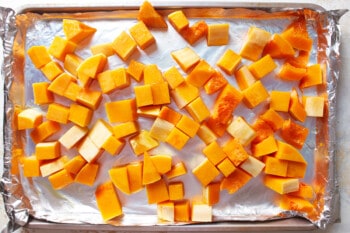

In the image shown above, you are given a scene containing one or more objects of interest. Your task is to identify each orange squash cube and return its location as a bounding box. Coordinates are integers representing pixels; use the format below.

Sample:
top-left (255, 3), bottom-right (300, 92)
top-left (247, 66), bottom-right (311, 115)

top-left (281, 18), bottom-right (313, 52)
top-left (48, 72), bottom-right (76, 96)
top-left (286, 161), bottom-right (307, 178)
top-left (64, 53), bottom-right (82, 77)
top-left (95, 181), bottom-right (123, 221)
top-left (163, 66), bottom-right (185, 89)
top-left (142, 65), bottom-right (163, 85)
top-left (185, 97), bottom-right (210, 123)
top-left (235, 65), bottom-right (256, 90)
top-left (223, 138), bottom-right (249, 167)
top-left (226, 117), bottom-right (256, 146)
top-left (127, 59), bottom-right (145, 82)
top-left (90, 42), bottom-right (115, 57)
top-left (248, 54), bottom-right (277, 80)
top-left (204, 70), bottom-right (228, 95)
top-left (40, 156), bottom-right (69, 177)
top-left (127, 162), bottom-right (143, 193)
top-left (270, 90), bottom-right (291, 112)
top-left (47, 103), bottom-right (70, 124)
top-left (40, 61), bottom-right (64, 81)
top-left (279, 195), bottom-right (315, 214)
top-left (303, 96), bottom-right (325, 117)
top-left (77, 53), bottom-right (107, 82)
top-left (281, 119), bottom-right (309, 149)
top-left (168, 10), bottom-right (189, 32)
top-left (68, 103), bottom-right (93, 127)
top-left (171, 47), bottom-right (200, 72)
top-left (264, 156), bottom-right (288, 177)
top-left (263, 33), bottom-right (295, 59)
top-left (287, 50), bottom-right (310, 68)
top-left (263, 175), bottom-right (299, 194)
top-left (158, 106), bottom-right (182, 125)
top-left (191, 203), bottom-right (212, 222)
top-left (48, 36), bottom-right (77, 61)
top-left (289, 182), bottom-right (314, 199)
top-left (251, 135), bottom-right (278, 157)
top-left (171, 81), bottom-right (199, 109)
top-left (181, 20), bottom-right (208, 45)
top-left (186, 59), bottom-right (215, 87)
top-left (192, 159), bottom-right (220, 186)
top-left (202, 141), bottom-right (226, 165)
top-left (59, 125), bottom-right (88, 149)
top-left (48, 169), bottom-right (74, 190)
top-left (240, 27), bottom-right (271, 61)
top-left (217, 49), bottom-right (241, 75)
top-left (275, 141), bottom-right (307, 164)
top-left (207, 23), bottom-right (229, 46)
top-left (289, 88), bottom-right (307, 122)
top-left (151, 154), bottom-right (172, 174)
top-left (63, 19), bottom-right (96, 44)
top-left (300, 64), bottom-right (323, 88)
top-left (30, 121), bottom-right (61, 144)
top-left (129, 130), bottom-right (159, 156)
top-left (113, 121), bottom-right (138, 139)
top-left (165, 161), bottom-right (187, 179)
top-left (166, 127), bottom-right (190, 150)
top-left (129, 21), bottom-right (156, 50)
top-left (137, 105), bottom-right (161, 118)
top-left (78, 136), bottom-right (103, 163)
top-left (251, 118), bottom-right (274, 144)
top-left (64, 155), bottom-right (87, 175)
top-left (17, 108), bottom-right (43, 130)
top-left (217, 158), bottom-right (236, 177)
top-left (149, 118), bottom-right (174, 141)
top-left (259, 108), bottom-right (284, 131)
top-left (114, 67), bottom-right (131, 89)
top-left (242, 80), bottom-right (269, 108)
top-left (169, 182), bottom-right (184, 201)
top-left (27, 45), bottom-right (51, 68)
top-left (23, 155), bottom-right (42, 177)
top-left (205, 117), bottom-right (229, 138)
top-left (278, 62), bottom-right (307, 81)
top-left (176, 114), bottom-right (200, 137)
top-left (97, 70), bottom-right (118, 94)
top-left (220, 168), bottom-right (252, 194)
top-left (102, 135), bottom-right (125, 156)
top-left (112, 31), bottom-right (137, 61)
top-left (138, 1), bottom-right (168, 29)
top-left (109, 166), bottom-right (131, 194)
top-left (32, 82), bottom-right (54, 105)
top-left (35, 141), bottom-right (60, 160)
top-left (146, 178), bottom-right (169, 204)
top-left (203, 182), bottom-right (220, 206)
top-left (134, 85), bottom-right (153, 107)
top-left (175, 200), bottom-right (191, 222)
top-left (105, 99), bottom-right (136, 123)
top-left (151, 82), bottom-right (170, 105)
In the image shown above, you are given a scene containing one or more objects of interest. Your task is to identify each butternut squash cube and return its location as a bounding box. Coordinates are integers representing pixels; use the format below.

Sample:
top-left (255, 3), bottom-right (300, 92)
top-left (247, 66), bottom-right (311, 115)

top-left (248, 54), bottom-right (277, 80)
top-left (137, 105), bottom-right (161, 118)
top-left (129, 21), bottom-right (155, 50)
top-left (48, 36), bottom-right (77, 61)
top-left (146, 178), bottom-right (169, 204)
top-left (185, 97), bottom-right (210, 123)
top-left (129, 130), bottom-right (159, 156)
top-left (197, 124), bottom-right (218, 145)
top-left (17, 108), bottom-right (43, 130)
top-left (187, 59), bottom-right (215, 87)
top-left (287, 50), bottom-right (310, 69)
top-left (90, 43), bottom-right (115, 57)
top-left (127, 162), bottom-right (143, 193)
top-left (235, 65), bottom-right (256, 90)
top-left (217, 158), bottom-right (236, 177)
top-left (181, 20), bottom-right (208, 45)
top-left (303, 96), bottom-right (324, 117)
top-left (191, 203), bottom-right (212, 222)
top-left (174, 200), bottom-right (191, 222)
top-left (301, 64), bottom-right (323, 88)
top-left (113, 121), bottom-right (139, 139)
top-left (220, 168), bottom-right (252, 194)
top-left (138, 1), bottom-right (168, 28)
top-left (204, 70), bottom-right (228, 95)
top-left (78, 136), bottom-right (103, 163)
top-left (27, 45), bottom-right (51, 68)
top-left (97, 70), bottom-right (118, 94)
top-left (40, 61), bottom-right (64, 81)
top-left (171, 47), bottom-right (200, 72)
top-left (263, 175), bottom-right (299, 194)
top-left (102, 135), bottom-right (125, 156)
top-left (63, 81), bottom-right (82, 102)
top-left (77, 53), bottom-right (107, 82)
top-left (48, 72), bottom-right (76, 96)
top-left (112, 31), bottom-right (137, 61)
top-left (242, 80), bottom-right (269, 108)
top-left (35, 141), bottom-right (60, 160)
top-left (281, 18), bottom-right (313, 52)
top-left (95, 181), bottom-right (123, 221)
top-left (64, 53), bottom-right (82, 77)
top-left (63, 19), bottom-right (96, 44)
top-left (144, 64), bottom-right (164, 84)
top-left (105, 99), bottom-right (137, 123)
top-left (192, 159), bottom-right (220, 186)
top-left (251, 135), bottom-right (278, 157)
top-left (264, 156), bottom-right (288, 177)
top-left (158, 106), bottom-right (182, 125)
top-left (157, 201), bottom-right (175, 222)
top-left (279, 195), bottom-right (315, 214)
top-left (289, 88), bottom-right (307, 122)
top-left (114, 67), bottom-right (131, 89)
top-left (239, 155), bottom-right (265, 177)
top-left (251, 118), bottom-right (274, 144)
top-left (286, 161), bottom-right (307, 178)
top-left (68, 104), bottom-right (93, 127)
top-left (171, 81), bottom-right (199, 109)
top-left (275, 141), bottom-right (307, 164)
top-left (281, 119), bottom-right (309, 149)
top-left (109, 166), bottom-right (131, 194)
top-left (202, 141), bottom-right (226, 165)
top-left (149, 117), bottom-right (174, 142)
top-left (289, 182), bottom-right (314, 199)
top-left (64, 155), bottom-right (87, 175)
top-left (203, 182), bottom-right (220, 206)
top-left (23, 155), bottom-right (42, 177)
top-left (166, 127), bottom-right (190, 150)
top-left (151, 154), bottom-right (172, 174)
top-left (88, 119), bottom-right (114, 149)
top-left (270, 90), bottom-right (291, 112)
top-left (259, 108), bottom-right (284, 131)
top-left (134, 85), bottom-right (153, 107)
top-left (207, 23), bottom-right (229, 46)
top-left (32, 82), bottom-right (54, 105)
top-left (223, 138), bottom-right (249, 167)
top-left (151, 82), bottom-right (170, 105)
top-left (48, 169), bottom-right (74, 190)
top-left (176, 114), bottom-right (200, 137)
top-left (40, 156), bottom-right (69, 177)
top-left (164, 66), bottom-right (185, 90)
top-left (165, 161), bottom-right (187, 179)
top-left (217, 49), bottom-right (241, 75)
top-left (169, 182), bottom-right (184, 201)
top-left (168, 10), bottom-right (189, 32)
top-left (75, 163), bottom-right (99, 186)
top-left (30, 121), bottom-right (61, 144)
top-left (227, 117), bottom-right (256, 146)
top-left (59, 125), bottom-right (88, 149)
top-left (240, 27), bottom-right (271, 61)
top-left (127, 59), bottom-right (145, 82)
top-left (47, 103), bottom-right (70, 124)
top-left (278, 62), bottom-right (307, 81)
top-left (263, 33), bottom-right (295, 59)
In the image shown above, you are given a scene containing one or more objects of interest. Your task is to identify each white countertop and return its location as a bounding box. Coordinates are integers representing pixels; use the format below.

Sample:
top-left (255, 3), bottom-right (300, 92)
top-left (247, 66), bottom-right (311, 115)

top-left (1, 0), bottom-right (349, 232)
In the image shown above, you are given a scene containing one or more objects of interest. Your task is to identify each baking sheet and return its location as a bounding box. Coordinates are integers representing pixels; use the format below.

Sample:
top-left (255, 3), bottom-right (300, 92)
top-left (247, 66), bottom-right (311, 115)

top-left (0, 3), bottom-right (346, 231)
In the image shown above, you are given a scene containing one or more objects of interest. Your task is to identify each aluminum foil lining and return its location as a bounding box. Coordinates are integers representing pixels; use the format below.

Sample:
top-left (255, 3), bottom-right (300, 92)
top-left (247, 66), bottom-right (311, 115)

top-left (0, 5), bottom-right (347, 231)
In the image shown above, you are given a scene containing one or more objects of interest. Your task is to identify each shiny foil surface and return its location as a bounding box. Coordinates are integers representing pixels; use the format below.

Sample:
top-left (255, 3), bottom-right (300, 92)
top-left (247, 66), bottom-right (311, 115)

top-left (0, 4), bottom-right (346, 231)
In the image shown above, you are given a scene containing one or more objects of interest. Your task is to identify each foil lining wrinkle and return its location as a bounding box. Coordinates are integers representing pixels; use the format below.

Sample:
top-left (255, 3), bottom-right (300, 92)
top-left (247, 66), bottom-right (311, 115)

top-left (0, 6), bottom-right (347, 231)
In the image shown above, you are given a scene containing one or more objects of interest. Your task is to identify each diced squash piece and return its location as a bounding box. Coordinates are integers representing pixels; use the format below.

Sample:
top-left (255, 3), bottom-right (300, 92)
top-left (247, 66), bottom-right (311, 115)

top-left (95, 181), bottom-right (123, 221)
top-left (303, 96), bottom-right (325, 117)
top-left (97, 70), bottom-right (117, 94)
top-left (129, 21), bottom-right (156, 50)
top-left (138, 1), bottom-right (168, 28)
top-left (169, 182), bottom-right (184, 201)
top-left (64, 155), bottom-right (87, 175)
top-left (264, 156), bottom-right (288, 177)
top-left (32, 82), bottom-right (54, 105)
top-left (166, 127), bottom-right (190, 150)
top-left (30, 121), bottom-right (61, 144)
top-left (251, 135), bottom-right (278, 157)
top-left (40, 156), bottom-right (69, 177)
top-left (185, 97), bottom-right (210, 123)
top-left (151, 82), bottom-right (170, 105)
top-left (263, 175), bottom-right (299, 194)
top-left (205, 118), bottom-right (228, 138)
top-left (300, 64), bottom-right (323, 88)
top-left (191, 203), bottom-right (212, 222)
top-left (171, 47), bottom-right (200, 72)
top-left (63, 19), bottom-right (96, 44)
top-left (64, 53), bottom-right (83, 77)
top-left (259, 108), bottom-right (284, 131)
top-left (249, 54), bottom-right (277, 80)
top-left (27, 45), bottom-right (51, 68)
top-left (109, 166), bottom-right (131, 194)
top-left (281, 119), bottom-right (309, 149)
top-left (90, 43), bottom-right (115, 57)
top-left (270, 90), bottom-right (291, 112)
top-left (69, 103), bottom-right (93, 127)
top-left (112, 31), bottom-right (137, 61)
top-left (240, 27), bottom-right (271, 61)
top-left (105, 99), bottom-right (137, 123)
top-left (48, 169), bottom-right (74, 190)
top-left (129, 130), bottom-right (159, 156)
top-left (23, 155), bottom-right (42, 177)
top-left (127, 59), bottom-right (145, 82)
top-left (176, 114), bottom-right (200, 138)
top-left (275, 141), bottom-right (307, 164)
top-left (217, 158), bottom-right (236, 177)
top-left (203, 182), bottom-right (220, 206)
top-left (279, 195), bottom-right (315, 214)
top-left (234, 65), bottom-right (256, 90)
top-left (223, 138), bottom-right (249, 167)
top-left (192, 159), bottom-right (220, 186)
top-left (144, 64), bottom-right (164, 84)
top-left (114, 68), bottom-right (131, 89)
top-left (239, 156), bottom-right (265, 177)
top-left (113, 121), bottom-right (138, 139)
top-left (75, 163), bottom-right (99, 186)
top-left (217, 49), bottom-right (241, 75)
top-left (88, 119), bottom-right (114, 149)
top-left (127, 162), bottom-right (143, 193)
top-left (59, 125), bottom-right (88, 149)
top-left (163, 66), bottom-right (185, 89)
top-left (48, 72), bottom-right (76, 96)
top-left (220, 168), bottom-right (252, 194)
top-left (137, 105), bottom-right (161, 118)
top-left (150, 117), bottom-right (174, 142)
top-left (146, 178), bottom-right (169, 204)
top-left (174, 200), bottom-right (191, 222)
top-left (204, 70), bottom-right (228, 95)
top-left (187, 59), bottom-right (215, 87)
top-left (289, 88), bottom-right (307, 122)
top-left (286, 161), bottom-right (307, 178)
top-left (281, 18), bottom-right (313, 51)
top-left (168, 10), bottom-right (189, 32)
top-left (102, 135), bottom-right (125, 156)
top-left (77, 53), bottom-right (107, 82)
top-left (181, 20), bottom-right (208, 45)
top-left (197, 124), bottom-right (217, 145)
top-left (48, 36), bottom-right (77, 61)
top-left (40, 61), bottom-right (64, 81)
top-left (63, 81), bottom-right (82, 102)
top-left (242, 80), bottom-right (269, 108)
top-left (157, 201), bottom-right (175, 222)
top-left (46, 103), bottom-right (70, 124)
top-left (35, 141), bottom-right (60, 160)
top-left (17, 108), bottom-right (43, 130)
top-left (278, 62), bottom-right (307, 81)
top-left (227, 117), bottom-right (256, 146)
top-left (287, 50), bottom-right (310, 68)
top-left (207, 23), bottom-right (229, 46)
top-left (202, 141), bottom-right (226, 165)
top-left (151, 154), bottom-right (172, 174)
top-left (251, 118), bottom-right (274, 144)
top-left (165, 161), bottom-right (187, 179)
top-left (171, 81), bottom-right (199, 109)
top-left (289, 182), bottom-right (314, 199)
top-left (158, 106), bottom-right (182, 125)
top-left (78, 136), bottom-right (103, 163)
top-left (262, 33), bottom-right (295, 59)
top-left (134, 84), bottom-right (153, 107)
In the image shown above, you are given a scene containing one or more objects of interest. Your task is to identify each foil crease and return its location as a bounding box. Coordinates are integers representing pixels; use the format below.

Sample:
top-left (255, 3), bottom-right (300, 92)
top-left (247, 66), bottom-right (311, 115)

top-left (0, 5), bottom-right (346, 231)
